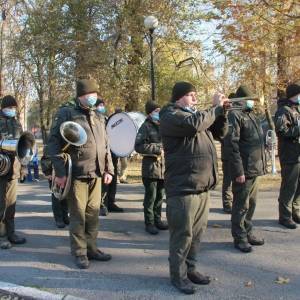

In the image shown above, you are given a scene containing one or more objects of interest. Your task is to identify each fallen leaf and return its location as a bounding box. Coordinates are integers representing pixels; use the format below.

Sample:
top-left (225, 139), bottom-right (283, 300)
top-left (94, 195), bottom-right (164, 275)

top-left (212, 224), bottom-right (222, 228)
top-left (275, 276), bottom-right (290, 284)
top-left (244, 281), bottom-right (253, 287)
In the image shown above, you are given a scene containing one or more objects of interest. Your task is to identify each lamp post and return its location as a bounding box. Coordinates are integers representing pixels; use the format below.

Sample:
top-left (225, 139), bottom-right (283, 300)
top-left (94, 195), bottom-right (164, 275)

top-left (144, 16), bottom-right (158, 102)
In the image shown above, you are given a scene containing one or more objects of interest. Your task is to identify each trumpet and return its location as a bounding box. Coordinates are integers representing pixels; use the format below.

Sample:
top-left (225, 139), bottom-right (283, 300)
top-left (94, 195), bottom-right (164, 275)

top-left (51, 121), bottom-right (87, 200)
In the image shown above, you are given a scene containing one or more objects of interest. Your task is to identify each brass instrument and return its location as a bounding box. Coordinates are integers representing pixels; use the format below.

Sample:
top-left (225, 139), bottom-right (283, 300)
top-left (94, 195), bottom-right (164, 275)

top-left (0, 131), bottom-right (35, 176)
top-left (266, 130), bottom-right (277, 175)
top-left (51, 121), bottom-right (87, 200)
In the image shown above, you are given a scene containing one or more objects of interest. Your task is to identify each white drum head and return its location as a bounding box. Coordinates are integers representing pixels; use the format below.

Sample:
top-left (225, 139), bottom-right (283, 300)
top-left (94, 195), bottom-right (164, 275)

top-left (107, 112), bottom-right (146, 157)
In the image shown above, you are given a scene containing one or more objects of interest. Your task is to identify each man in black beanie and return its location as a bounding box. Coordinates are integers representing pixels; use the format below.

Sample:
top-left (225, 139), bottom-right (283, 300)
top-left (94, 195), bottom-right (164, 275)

top-left (135, 100), bottom-right (167, 234)
top-left (227, 85), bottom-right (266, 253)
top-left (275, 82), bottom-right (300, 229)
top-left (47, 79), bottom-right (114, 269)
top-left (0, 95), bottom-right (27, 248)
top-left (160, 82), bottom-right (229, 294)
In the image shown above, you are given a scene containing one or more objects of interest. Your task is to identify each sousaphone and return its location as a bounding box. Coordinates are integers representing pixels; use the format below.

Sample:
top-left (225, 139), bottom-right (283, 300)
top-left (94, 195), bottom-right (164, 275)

top-left (51, 121), bottom-right (87, 200)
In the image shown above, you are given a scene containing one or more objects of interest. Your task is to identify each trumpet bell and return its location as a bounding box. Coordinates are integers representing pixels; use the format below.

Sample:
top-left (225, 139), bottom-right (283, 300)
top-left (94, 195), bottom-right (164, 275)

top-left (60, 121), bottom-right (87, 147)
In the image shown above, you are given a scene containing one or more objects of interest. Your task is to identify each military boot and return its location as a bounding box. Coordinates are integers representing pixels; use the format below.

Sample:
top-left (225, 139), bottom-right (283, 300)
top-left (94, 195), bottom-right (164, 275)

top-left (75, 255), bottom-right (89, 269)
top-left (171, 278), bottom-right (196, 295)
top-left (234, 240), bottom-right (252, 253)
top-left (187, 271), bottom-right (211, 285)
top-left (279, 219), bottom-right (297, 229)
top-left (155, 219), bottom-right (168, 230)
top-left (292, 215), bottom-right (300, 224)
top-left (8, 233), bottom-right (26, 245)
top-left (145, 224), bottom-right (159, 235)
top-left (87, 249), bottom-right (112, 261)
top-left (247, 234), bottom-right (264, 246)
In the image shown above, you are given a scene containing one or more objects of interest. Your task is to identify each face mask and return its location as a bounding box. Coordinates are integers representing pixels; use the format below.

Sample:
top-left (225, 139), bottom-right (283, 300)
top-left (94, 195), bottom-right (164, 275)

top-left (246, 100), bottom-right (254, 110)
top-left (2, 108), bottom-right (16, 118)
top-left (151, 111), bottom-right (159, 122)
top-left (97, 106), bottom-right (106, 114)
top-left (291, 95), bottom-right (300, 105)
top-left (80, 95), bottom-right (97, 108)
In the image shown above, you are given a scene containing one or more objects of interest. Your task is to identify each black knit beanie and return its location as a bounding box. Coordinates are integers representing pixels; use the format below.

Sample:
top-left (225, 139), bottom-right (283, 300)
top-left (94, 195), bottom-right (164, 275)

top-left (286, 83), bottom-right (300, 99)
top-left (145, 100), bottom-right (160, 115)
top-left (76, 79), bottom-right (98, 97)
top-left (1, 95), bottom-right (18, 109)
top-left (235, 85), bottom-right (255, 98)
top-left (171, 82), bottom-right (196, 102)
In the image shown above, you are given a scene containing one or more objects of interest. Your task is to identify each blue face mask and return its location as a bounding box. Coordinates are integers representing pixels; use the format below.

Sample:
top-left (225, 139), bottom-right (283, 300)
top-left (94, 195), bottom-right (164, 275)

top-left (246, 100), bottom-right (254, 110)
top-left (151, 112), bottom-right (160, 122)
top-left (97, 106), bottom-right (106, 114)
top-left (2, 108), bottom-right (16, 118)
top-left (86, 95), bottom-right (97, 107)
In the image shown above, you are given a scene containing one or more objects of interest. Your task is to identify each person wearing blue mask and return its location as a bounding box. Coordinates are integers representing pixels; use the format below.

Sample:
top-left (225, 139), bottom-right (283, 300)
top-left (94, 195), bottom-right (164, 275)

top-left (47, 79), bottom-right (114, 269)
top-left (135, 100), bottom-right (168, 235)
top-left (0, 95), bottom-right (27, 248)
top-left (275, 83), bottom-right (300, 229)
top-left (227, 85), bottom-right (267, 253)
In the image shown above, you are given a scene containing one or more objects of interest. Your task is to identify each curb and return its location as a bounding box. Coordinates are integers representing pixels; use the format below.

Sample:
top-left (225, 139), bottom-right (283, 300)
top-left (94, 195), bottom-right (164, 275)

top-left (0, 281), bottom-right (85, 300)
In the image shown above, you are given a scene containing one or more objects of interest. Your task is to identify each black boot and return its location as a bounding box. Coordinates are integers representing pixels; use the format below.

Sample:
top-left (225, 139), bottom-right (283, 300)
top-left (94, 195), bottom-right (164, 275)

top-left (145, 224), bottom-right (159, 235)
top-left (187, 271), bottom-right (211, 285)
top-left (8, 233), bottom-right (26, 245)
top-left (234, 240), bottom-right (252, 253)
top-left (155, 219), bottom-right (168, 230)
top-left (108, 203), bottom-right (124, 212)
top-left (279, 219), bottom-right (297, 229)
top-left (171, 279), bottom-right (196, 295)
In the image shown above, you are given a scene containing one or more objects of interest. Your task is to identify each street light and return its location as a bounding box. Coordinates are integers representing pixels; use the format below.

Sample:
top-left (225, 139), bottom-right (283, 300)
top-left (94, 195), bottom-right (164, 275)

top-left (144, 16), bottom-right (158, 102)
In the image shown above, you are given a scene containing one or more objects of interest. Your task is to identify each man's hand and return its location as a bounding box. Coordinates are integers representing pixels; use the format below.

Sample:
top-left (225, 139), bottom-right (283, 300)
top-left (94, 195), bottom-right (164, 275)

top-left (55, 176), bottom-right (67, 188)
top-left (213, 92), bottom-right (229, 107)
top-left (103, 172), bottom-right (113, 185)
top-left (236, 175), bottom-right (245, 183)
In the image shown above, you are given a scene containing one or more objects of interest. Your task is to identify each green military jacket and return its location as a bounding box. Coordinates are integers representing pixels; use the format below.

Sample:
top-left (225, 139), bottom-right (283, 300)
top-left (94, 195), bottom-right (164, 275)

top-left (0, 111), bottom-right (23, 179)
top-left (135, 117), bottom-right (164, 179)
top-left (275, 99), bottom-right (300, 164)
top-left (160, 103), bottom-right (228, 197)
top-left (47, 98), bottom-right (114, 179)
top-left (227, 107), bottom-right (267, 179)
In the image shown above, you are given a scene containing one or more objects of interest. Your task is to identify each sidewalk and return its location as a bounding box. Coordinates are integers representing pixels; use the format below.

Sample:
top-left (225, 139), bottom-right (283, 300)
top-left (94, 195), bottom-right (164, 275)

top-left (0, 179), bottom-right (299, 300)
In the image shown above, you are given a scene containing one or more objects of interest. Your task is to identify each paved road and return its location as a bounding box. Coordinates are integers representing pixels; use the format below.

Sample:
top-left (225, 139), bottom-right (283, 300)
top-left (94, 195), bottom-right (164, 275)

top-left (0, 179), bottom-right (299, 300)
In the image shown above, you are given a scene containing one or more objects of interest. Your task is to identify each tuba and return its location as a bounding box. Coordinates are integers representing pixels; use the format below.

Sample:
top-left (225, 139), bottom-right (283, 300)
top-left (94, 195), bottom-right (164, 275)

top-left (51, 121), bottom-right (87, 200)
top-left (0, 131), bottom-right (36, 176)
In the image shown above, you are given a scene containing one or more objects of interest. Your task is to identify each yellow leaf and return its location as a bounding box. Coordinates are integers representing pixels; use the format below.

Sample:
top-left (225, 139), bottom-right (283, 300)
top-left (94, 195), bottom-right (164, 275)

top-left (275, 276), bottom-right (290, 284)
top-left (244, 281), bottom-right (253, 287)
top-left (212, 224), bottom-right (222, 228)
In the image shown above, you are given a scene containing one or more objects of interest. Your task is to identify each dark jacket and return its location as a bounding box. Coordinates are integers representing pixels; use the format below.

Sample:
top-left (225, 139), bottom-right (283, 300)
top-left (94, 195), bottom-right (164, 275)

top-left (227, 105), bottom-right (266, 179)
top-left (274, 98), bottom-right (300, 164)
top-left (134, 117), bottom-right (164, 179)
top-left (159, 103), bottom-right (228, 198)
top-left (0, 111), bottom-right (23, 179)
top-left (47, 99), bottom-right (114, 179)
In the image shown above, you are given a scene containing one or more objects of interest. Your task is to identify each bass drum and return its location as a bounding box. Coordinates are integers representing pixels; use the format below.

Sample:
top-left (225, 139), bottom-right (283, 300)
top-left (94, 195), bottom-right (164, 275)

top-left (106, 112), bottom-right (146, 157)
